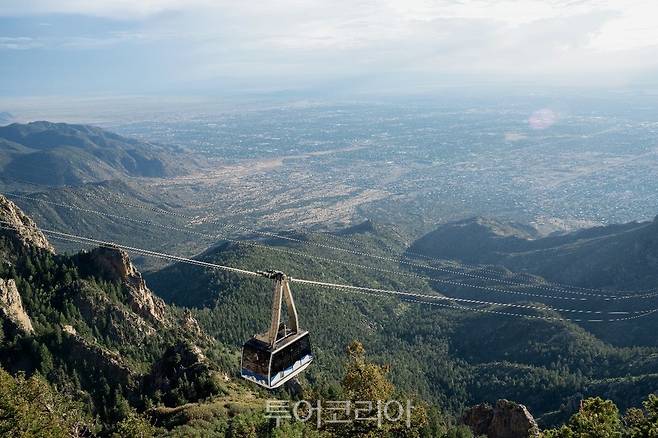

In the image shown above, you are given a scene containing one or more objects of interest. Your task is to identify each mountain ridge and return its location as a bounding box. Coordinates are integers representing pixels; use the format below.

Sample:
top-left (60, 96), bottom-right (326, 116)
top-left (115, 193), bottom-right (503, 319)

top-left (0, 121), bottom-right (193, 186)
top-left (409, 215), bottom-right (658, 291)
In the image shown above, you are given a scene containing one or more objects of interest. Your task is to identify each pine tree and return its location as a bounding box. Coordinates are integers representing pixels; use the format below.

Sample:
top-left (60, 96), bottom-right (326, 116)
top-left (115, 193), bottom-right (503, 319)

top-left (0, 366), bottom-right (93, 437)
top-left (542, 397), bottom-right (622, 438)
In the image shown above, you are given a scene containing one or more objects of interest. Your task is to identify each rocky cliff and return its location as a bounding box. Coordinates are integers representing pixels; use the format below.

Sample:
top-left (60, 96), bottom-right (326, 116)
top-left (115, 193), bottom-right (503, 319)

top-left (83, 246), bottom-right (168, 325)
top-left (0, 278), bottom-right (33, 333)
top-left (0, 193), bottom-right (54, 252)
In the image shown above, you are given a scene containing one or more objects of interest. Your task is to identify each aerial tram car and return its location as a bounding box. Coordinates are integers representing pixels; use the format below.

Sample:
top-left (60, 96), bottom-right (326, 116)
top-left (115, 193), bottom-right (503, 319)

top-left (240, 270), bottom-right (313, 389)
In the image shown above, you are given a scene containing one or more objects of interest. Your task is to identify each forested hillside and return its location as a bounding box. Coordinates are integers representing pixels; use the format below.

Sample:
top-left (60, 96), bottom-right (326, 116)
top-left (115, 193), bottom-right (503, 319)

top-left (0, 193), bottom-right (468, 436)
top-left (5, 180), bottom-right (204, 266)
top-left (409, 216), bottom-right (658, 346)
top-left (3, 192), bottom-right (658, 436)
top-left (145, 220), bottom-right (658, 422)
top-left (0, 193), bottom-right (242, 434)
top-left (410, 216), bottom-right (658, 293)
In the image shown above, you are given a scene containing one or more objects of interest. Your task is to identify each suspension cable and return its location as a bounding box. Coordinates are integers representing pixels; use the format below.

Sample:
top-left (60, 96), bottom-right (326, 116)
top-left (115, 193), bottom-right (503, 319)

top-left (2, 221), bottom-right (657, 321)
top-left (6, 179), bottom-right (658, 296)
top-left (6, 192), bottom-right (658, 302)
top-left (56, 187), bottom-right (658, 295)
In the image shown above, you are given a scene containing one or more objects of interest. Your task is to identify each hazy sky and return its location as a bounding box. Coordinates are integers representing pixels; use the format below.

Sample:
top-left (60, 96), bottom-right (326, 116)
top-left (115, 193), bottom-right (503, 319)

top-left (1, 0), bottom-right (658, 97)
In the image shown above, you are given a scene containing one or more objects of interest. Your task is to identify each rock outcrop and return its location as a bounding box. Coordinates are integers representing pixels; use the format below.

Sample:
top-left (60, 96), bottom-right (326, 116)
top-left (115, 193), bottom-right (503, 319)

top-left (181, 309), bottom-right (204, 338)
top-left (0, 194), bottom-right (54, 252)
top-left (146, 342), bottom-right (218, 406)
top-left (70, 280), bottom-right (159, 343)
top-left (84, 246), bottom-right (167, 325)
top-left (463, 403), bottom-right (494, 436)
top-left (463, 399), bottom-right (540, 438)
top-left (0, 278), bottom-right (34, 333)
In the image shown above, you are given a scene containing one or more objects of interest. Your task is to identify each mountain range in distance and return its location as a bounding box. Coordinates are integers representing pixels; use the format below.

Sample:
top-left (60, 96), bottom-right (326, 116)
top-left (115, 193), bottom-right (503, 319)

top-left (411, 215), bottom-right (658, 292)
top-left (0, 112), bottom-right (13, 125)
top-left (0, 121), bottom-right (194, 186)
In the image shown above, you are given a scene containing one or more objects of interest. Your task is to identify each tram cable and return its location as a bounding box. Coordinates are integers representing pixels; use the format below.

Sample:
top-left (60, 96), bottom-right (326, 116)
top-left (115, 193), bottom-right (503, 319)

top-left (6, 192), bottom-right (658, 302)
top-left (2, 221), bottom-right (657, 322)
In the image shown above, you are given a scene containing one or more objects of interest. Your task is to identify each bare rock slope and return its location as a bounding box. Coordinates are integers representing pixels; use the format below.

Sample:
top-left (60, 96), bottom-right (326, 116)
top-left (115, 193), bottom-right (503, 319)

top-left (0, 193), bottom-right (54, 252)
top-left (84, 246), bottom-right (168, 324)
top-left (0, 278), bottom-right (33, 333)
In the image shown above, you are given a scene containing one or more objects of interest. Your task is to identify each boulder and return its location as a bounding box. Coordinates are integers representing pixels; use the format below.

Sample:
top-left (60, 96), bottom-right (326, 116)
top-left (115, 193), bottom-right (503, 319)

top-left (463, 399), bottom-right (540, 438)
top-left (463, 403), bottom-right (494, 436)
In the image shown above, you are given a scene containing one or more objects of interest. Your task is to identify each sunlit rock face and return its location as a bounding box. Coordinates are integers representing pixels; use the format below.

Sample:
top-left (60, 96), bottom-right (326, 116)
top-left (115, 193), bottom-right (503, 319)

top-left (84, 246), bottom-right (168, 325)
top-left (463, 399), bottom-right (540, 438)
top-left (0, 278), bottom-right (34, 333)
top-left (0, 194), bottom-right (54, 253)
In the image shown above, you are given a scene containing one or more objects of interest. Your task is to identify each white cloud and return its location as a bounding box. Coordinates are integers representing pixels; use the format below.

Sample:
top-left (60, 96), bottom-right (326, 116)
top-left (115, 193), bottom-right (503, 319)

top-left (0, 0), bottom-right (211, 19)
top-left (1, 0), bottom-right (657, 91)
top-left (587, 0), bottom-right (658, 51)
top-left (0, 36), bottom-right (42, 49)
